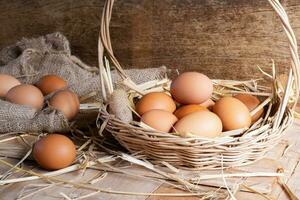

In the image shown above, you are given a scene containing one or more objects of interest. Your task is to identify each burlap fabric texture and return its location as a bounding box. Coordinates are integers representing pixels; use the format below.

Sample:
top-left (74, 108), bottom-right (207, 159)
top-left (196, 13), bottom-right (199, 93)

top-left (0, 32), bottom-right (167, 133)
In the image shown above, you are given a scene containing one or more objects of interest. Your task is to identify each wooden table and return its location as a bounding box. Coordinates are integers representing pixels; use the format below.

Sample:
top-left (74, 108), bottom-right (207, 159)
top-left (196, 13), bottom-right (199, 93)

top-left (1, 120), bottom-right (300, 200)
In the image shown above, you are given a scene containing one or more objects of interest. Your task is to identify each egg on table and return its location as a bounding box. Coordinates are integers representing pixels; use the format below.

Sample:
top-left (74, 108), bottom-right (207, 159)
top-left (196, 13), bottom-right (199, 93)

top-left (174, 110), bottom-right (223, 138)
top-left (141, 109), bottom-right (178, 132)
top-left (213, 97), bottom-right (251, 131)
top-left (0, 74), bottom-right (21, 97)
top-left (49, 90), bottom-right (80, 120)
top-left (33, 134), bottom-right (76, 170)
top-left (36, 75), bottom-right (67, 95)
top-left (234, 94), bottom-right (264, 123)
top-left (170, 72), bottom-right (213, 104)
top-left (6, 84), bottom-right (44, 110)
top-left (174, 104), bottom-right (207, 119)
top-left (136, 92), bottom-right (176, 116)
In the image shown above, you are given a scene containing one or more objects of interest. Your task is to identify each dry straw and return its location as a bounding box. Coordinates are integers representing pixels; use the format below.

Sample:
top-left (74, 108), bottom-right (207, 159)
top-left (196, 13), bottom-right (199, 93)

top-left (0, 130), bottom-right (289, 199)
top-left (98, 0), bottom-right (300, 170)
top-left (1, 0), bottom-right (298, 198)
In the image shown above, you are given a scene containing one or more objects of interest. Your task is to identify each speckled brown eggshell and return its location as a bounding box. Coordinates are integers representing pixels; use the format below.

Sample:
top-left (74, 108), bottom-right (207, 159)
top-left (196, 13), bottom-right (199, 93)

top-left (234, 94), bottom-right (264, 123)
top-left (136, 92), bottom-right (176, 116)
top-left (49, 90), bottom-right (80, 120)
top-left (141, 109), bottom-right (178, 132)
top-left (174, 110), bottom-right (223, 138)
top-left (36, 75), bottom-right (67, 95)
top-left (33, 134), bottom-right (76, 170)
top-left (170, 72), bottom-right (213, 104)
top-left (0, 74), bottom-right (21, 97)
top-left (6, 84), bottom-right (44, 110)
top-left (213, 97), bottom-right (251, 131)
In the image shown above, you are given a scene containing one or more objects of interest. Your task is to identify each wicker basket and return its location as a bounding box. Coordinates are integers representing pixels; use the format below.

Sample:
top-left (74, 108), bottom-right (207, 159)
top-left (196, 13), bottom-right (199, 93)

top-left (98, 0), bottom-right (300, 170)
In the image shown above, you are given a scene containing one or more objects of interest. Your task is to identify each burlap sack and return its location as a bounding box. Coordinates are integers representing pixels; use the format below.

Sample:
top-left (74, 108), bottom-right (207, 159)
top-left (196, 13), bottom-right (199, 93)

top-left (108, 89), bottom-right (133, 123)
top-left (0, 32), bottom-right (167, 99)
top-left (0, 33), bottom-right (167, 133)
top-left (0, 99), bottom-right (69, 133)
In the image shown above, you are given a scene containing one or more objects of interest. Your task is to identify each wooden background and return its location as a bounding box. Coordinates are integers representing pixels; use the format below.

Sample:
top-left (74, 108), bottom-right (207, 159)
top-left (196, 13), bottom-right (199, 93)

top-left (0, 0), bottom-right (300, 80)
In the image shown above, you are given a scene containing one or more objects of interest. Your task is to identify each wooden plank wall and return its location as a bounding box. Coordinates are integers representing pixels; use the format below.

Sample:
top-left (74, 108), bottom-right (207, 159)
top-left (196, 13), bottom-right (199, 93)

top-left (0, 0), bottom-right (300, 80)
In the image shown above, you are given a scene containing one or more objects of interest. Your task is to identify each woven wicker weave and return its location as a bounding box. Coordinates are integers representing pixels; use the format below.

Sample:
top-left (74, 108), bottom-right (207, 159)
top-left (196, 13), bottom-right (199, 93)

top-left (98, 0), bottom-right (300, 170)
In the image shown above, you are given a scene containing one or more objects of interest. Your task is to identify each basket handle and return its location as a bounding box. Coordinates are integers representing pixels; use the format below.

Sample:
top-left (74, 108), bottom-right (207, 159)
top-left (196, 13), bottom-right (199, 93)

top-left (98, 0), bottom-right (128, 80)
top-left (99, 0), bottom-right (300, 104)
top-left (267, 0), bottom-right (300, 110)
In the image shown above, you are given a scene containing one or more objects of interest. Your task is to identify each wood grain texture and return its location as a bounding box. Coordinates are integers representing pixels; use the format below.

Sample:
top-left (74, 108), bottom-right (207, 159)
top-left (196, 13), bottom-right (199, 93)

top-left (0, 0), bottom-right (300, 79)
top-left (0, 160), bottom-right (162, 200)
top-left (0, 0), bottom-right (300, 80)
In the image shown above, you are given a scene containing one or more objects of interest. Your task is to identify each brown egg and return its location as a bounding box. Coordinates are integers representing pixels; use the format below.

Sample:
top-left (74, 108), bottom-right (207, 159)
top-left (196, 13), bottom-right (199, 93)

top-left (234, 94), bottom-right (264, 123)
top-left (174, 111), bottom-right (222, 138)
top-left (174, 105), bottom-right (207, 119)
top-left (36, 75), bottom-right (67, 95)
top-left (0, 74), bottom-right (21, 97)
top-left (49, 90), bottom-right (80, 120)
top-left (33, 134), bottom-right (76, 170)
top-left (213, 97), bottom-right (251, 131)
top-left (141, 109), bottom-right (178, 132)
top-left (6, 84), bottom-right (44, 109)
top-left (170, 72), bottom-right (213, 104)
top-left (199, 99), bottom-right (215, 110)
top-left (136, 92), bottom-right (176, 115)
